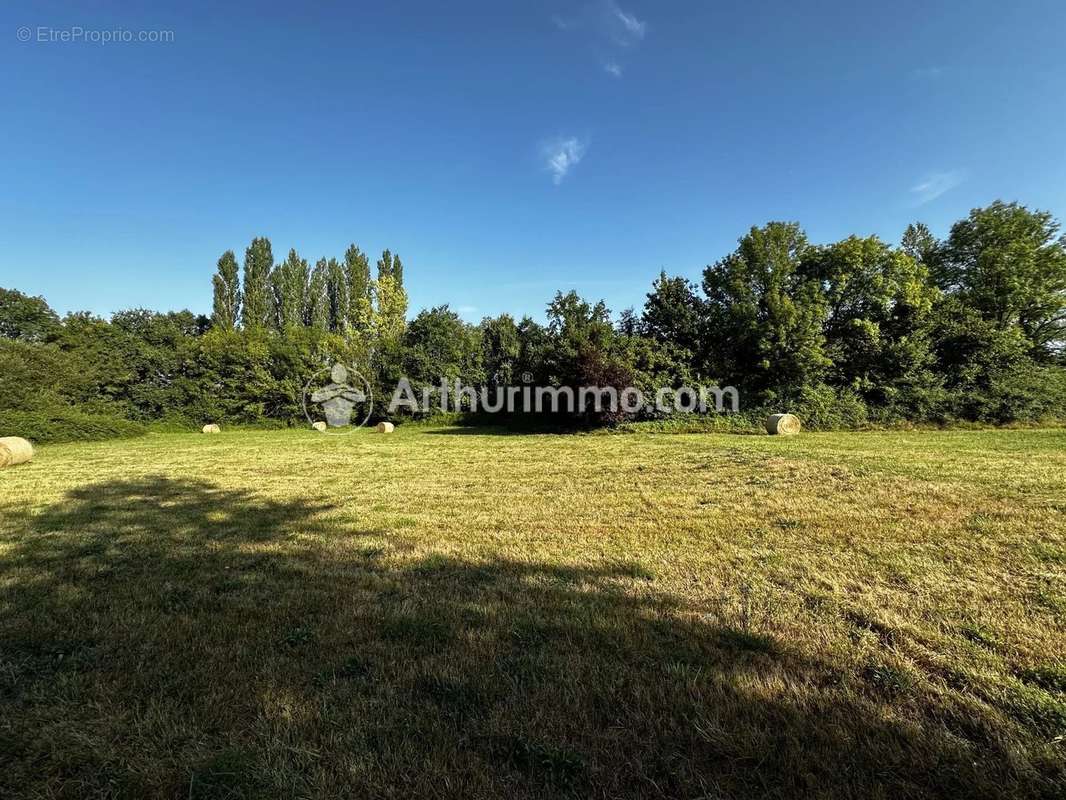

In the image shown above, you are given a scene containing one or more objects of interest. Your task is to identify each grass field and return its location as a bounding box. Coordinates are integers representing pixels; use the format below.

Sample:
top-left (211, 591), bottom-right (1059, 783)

top-left (1, 426), bottom-right (1065, 799)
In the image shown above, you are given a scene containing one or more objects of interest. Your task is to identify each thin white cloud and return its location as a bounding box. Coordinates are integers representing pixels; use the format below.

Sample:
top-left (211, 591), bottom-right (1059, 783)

top-left (542, 137), bottom-right (588, 185)
top-left (910, 170), bottom-right (966, 205)
top-left (550, 2), bottom-right (647, 75)
top-left (607, 0), bottom-right (646, 43)
top-left (455, 304), bottom-right (478, 315)
top-left (550, 13), bottom-right (573, 31)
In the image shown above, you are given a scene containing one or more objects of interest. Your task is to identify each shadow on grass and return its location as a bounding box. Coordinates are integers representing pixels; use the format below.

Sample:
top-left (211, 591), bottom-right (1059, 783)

top-left (0, 477), bottom-right (1060, 799)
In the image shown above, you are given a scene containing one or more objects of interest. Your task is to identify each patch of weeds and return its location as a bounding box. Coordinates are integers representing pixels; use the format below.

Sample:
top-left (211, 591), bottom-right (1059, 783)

top-left (1030, 583), bottom-right (1066, 614)
top-left (1001, 684), bottom-right (1066, 738)
top-left (773, 517), bottom-right (801, 531)
top-left (392, 516), bottom-right (418, 529)
top-left (188, 748), bottom-right (263, 800)
top-left (959, 622), bottom-right (1000, 650)
top-left (964, 513), bottom-right (994, 535)
top-left (1030, 543), bottom-right (1065, 565)
top-left (1017, 663), bottom-right (1066, 694)
top-left (357, 545), bottom-right (387, 560)
top-left (479, 734), bottom-right (588, 793)
top-left (843, 610), bottom-right (897, 646)
top-left (862, 663), bottom-right (912, 698)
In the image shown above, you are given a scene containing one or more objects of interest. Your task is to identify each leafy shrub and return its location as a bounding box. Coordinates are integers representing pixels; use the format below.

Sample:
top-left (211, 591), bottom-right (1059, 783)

top-left (0, 407), bottom-right (147, 444)
top-left (791, 385), bottom-right (870, 430)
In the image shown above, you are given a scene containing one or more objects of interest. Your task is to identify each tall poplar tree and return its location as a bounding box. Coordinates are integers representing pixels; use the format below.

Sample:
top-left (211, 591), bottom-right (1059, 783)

top-left (375, 249), bottom-right (409, 344)
top-left (306, 258), bottom-right (330, 331)
top-left (270, 248), bottom-right (309, 330)
top-left (325, 257), bottom-right (348, 333)
top-left (344, 244), bottom-right (373, 334)
top-left (210, 250), bottom-right (241, 330)
top-left (241, 237), bottom-right (274, 330)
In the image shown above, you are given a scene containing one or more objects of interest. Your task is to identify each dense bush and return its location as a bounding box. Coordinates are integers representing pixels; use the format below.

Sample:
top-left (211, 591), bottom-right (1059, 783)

top-left (0, 408), bottom-right (147, 444)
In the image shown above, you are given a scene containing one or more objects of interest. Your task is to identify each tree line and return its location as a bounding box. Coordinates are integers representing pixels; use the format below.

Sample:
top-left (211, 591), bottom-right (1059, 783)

top-left (2, 200), bottom-right (1064, 441)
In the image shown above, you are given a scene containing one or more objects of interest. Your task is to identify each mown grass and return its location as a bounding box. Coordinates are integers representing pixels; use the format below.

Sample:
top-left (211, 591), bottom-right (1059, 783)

top-left (1, 426), bottom-right (1064, 799)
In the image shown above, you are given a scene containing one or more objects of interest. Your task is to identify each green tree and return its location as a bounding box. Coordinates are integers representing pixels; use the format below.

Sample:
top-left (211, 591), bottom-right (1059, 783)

top-left (325, 257), bottom-right (348, 333)
top-left (939, 201), bottom-right (1066, 358)
top-left (374, 249), bottom-right (408, 345)
top-left (344, 244), bottom-right (373, 334)
top-left (702, 222), bottom-right (829, 401)
top-left (641, 271), bottom-right (702, 369)
top-left (306, 259), bottom-right (330, 331)
top-left (901, 222), bottom-right (939, 271)
top-left (480, 314), bottom-right (521, 385)
top-left (931, 297), bottom-right (1066, 421)
top-left (0, 288), bottom-right (60, 342)
top-left (210, 250), bottom-right (241, 330)
top-left (241, 237), bottom-right (274, 330)
top-left (800, 235), bottom-right (941, 415)
top-left (270, 248), bottom-right (309, 330)
top-left (402, 305), bottom-right (483, 390)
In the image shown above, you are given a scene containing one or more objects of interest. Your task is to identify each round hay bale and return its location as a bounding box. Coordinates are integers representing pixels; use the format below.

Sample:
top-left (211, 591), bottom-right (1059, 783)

top-left (0, 437), bottom-right (34, 469)
top-left (202, 424), bottom-right (221, 434)
top-left (375, 421), bottom-right (395, 434)
top-left (765, 413), bottom-right (801, 435)
top-left (311, 421), bottom-right (327, 432)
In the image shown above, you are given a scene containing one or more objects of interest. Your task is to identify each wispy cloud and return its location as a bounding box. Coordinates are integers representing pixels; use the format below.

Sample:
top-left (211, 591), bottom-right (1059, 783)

top-left (910, 170), bottom-right (966, 205)
top-left (606, 0), bottom-right (646, 44)
top-left (542, 137), bottom-right (588, 185)
top-left (551, 1), bottom-right (647, 76)
top-left (455, 304), bottom-right (478, 316)
top-left (550, 13), bottom-right (573, 31)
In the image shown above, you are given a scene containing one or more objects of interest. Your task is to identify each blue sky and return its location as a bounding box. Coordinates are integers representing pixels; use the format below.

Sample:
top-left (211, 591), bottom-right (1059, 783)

top-left (2, 0), bottom-right (1065, 322)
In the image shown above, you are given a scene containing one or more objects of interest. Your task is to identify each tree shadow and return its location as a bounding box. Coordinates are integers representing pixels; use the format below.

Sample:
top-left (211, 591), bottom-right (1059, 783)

top-left (0, 478), bottom-right (1059, 799)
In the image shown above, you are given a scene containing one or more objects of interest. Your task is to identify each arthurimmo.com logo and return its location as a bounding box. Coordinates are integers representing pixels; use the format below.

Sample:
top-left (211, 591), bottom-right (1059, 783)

top-left (302, 363), bottom-right (374, 434)
top-left (303, 368), bottom-right (738, 432)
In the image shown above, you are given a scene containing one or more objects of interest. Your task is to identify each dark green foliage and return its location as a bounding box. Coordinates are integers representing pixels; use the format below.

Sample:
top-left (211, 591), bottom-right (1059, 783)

top-left (402, 305), bottom-right (484, 390)
top-left (270, 248), bottom-right (309, 331)
top-left (931, 298), bottom-right (1066, 422)
top-left (325, 257), bottom-right (348, 333)
top-left (480, 314), bottom-right (520, 387)
top-left (938, 201), bottom-right (1066, 358)
top-left (0, 287), bottom-right (60, 342)
top-left (240, 237), bottom-right (274, 330)
top-left (306, 258), bottom-right (329, 331)
top-left (641, 271), bottom-right (702, 358)
top-left (344, 244), bottom-right (372, 333)
top-left (799, 235), bottom-right (942, 417)
top-left (210, 251), bottom-right (241, 330)
top-left (702, 223), bottom-right (830, 402)
top-left (0, 407), bottom-right (147, 443)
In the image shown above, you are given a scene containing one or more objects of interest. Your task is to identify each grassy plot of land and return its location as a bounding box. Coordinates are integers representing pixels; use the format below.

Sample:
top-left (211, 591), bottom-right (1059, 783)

top-left (1, 427), bottom-right (1064, 799)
